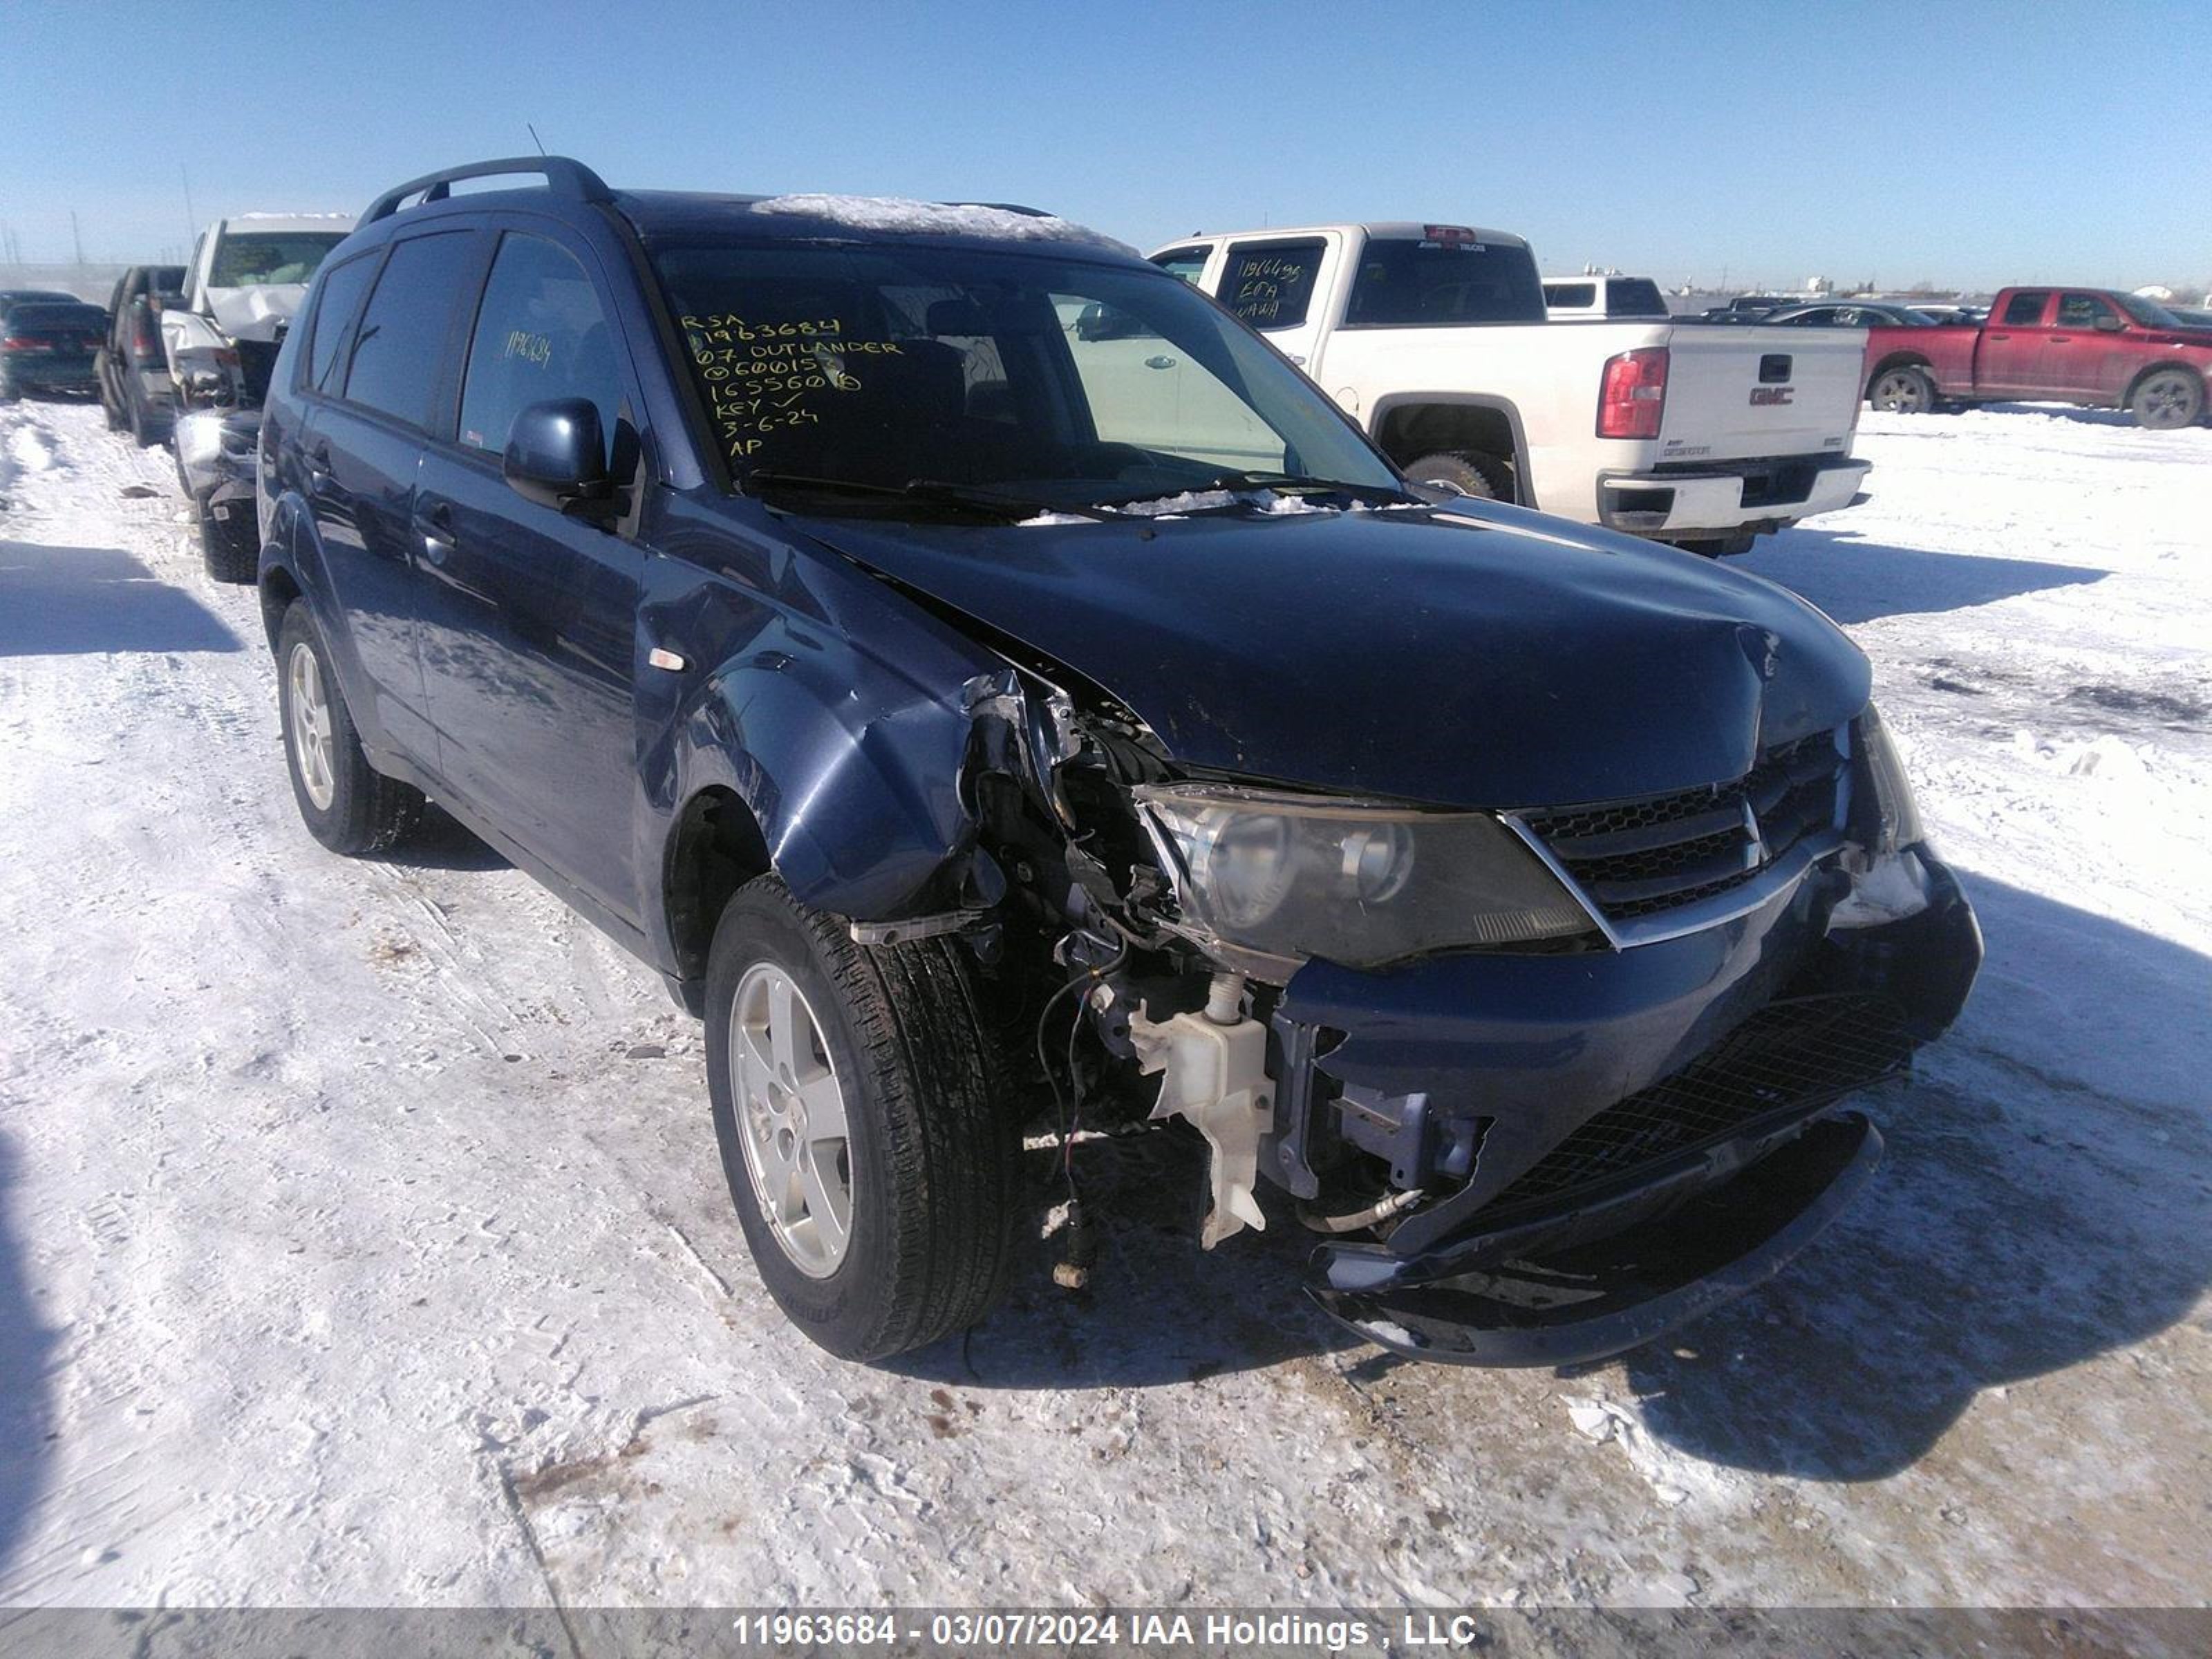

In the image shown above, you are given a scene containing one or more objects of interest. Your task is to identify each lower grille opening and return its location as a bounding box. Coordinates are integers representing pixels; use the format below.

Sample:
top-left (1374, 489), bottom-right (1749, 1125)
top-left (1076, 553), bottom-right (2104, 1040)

top-left (1483, 993), bottom-right (1912, 1217)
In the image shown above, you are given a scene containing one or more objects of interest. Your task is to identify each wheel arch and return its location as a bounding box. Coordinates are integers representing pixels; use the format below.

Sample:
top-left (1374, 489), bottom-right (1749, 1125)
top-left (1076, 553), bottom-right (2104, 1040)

top-left (1369, 395), bottom-right (1533, 505)
top-left (1864, 352), bottom-right (1936, 395)
top-left (2121, 359), bottom-right (2206, 406)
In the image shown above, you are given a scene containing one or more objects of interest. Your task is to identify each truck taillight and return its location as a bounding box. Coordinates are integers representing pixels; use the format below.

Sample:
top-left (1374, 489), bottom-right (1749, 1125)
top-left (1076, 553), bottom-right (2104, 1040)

top-left (1598, 347), bottom-right (1669, 440)
top-left (132, 315), bottom-right (158, 355)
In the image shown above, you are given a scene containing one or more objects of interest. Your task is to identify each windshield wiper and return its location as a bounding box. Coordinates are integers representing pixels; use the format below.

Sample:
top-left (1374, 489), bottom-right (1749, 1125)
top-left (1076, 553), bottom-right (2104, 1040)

top-left (742, 470), bottom-right (1129, 523)
top-left (1189, 470), bottom-right (1419, 505)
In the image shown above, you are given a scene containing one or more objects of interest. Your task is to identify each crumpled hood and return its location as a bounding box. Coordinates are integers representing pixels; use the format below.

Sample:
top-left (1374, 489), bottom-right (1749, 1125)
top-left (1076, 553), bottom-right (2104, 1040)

top-left (204, 284), bottom-right (310, 343)
top-left (794, 503), bottom-right (1871, 807)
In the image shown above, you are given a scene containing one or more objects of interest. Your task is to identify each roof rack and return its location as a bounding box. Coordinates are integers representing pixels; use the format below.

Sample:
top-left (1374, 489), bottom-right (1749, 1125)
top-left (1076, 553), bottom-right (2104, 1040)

top-left (944, 200), bottom-right (1051, 218)
top-left (362, 156), bottom-right (613, 224)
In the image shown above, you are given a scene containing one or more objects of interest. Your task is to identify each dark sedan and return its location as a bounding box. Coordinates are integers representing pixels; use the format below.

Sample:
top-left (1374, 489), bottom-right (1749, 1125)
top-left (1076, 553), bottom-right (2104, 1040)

top-left (0, 301), bottom-right (109, 400)
top-left (1763, 302), bottom-right (1940, 329)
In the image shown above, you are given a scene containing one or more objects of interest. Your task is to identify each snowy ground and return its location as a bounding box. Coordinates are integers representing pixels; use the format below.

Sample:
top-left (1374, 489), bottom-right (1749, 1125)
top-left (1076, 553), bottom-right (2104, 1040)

top-left (0, 398), bottom-right (2207, 1615)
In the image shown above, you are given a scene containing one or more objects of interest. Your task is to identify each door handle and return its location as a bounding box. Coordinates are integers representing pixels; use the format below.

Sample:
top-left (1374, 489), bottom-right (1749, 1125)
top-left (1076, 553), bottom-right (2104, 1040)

top-left (417, 499), bottom-right (456, 567)
top-left (1987, 332), bottom-right (2011, 341)
top-left (2050, 335), bottom-right (2072, 344)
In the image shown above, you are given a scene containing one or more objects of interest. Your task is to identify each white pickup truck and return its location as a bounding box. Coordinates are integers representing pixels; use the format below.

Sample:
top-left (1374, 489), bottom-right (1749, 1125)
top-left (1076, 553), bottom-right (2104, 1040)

top-left (1150, 223), bottom-right (1869, 554)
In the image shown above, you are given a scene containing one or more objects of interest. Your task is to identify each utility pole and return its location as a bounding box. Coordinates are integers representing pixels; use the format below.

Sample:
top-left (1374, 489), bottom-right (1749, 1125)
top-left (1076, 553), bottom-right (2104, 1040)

top-left (71, 209), bottom-right (85, 267)
top-left (181, 164), bottom-right (198, 243)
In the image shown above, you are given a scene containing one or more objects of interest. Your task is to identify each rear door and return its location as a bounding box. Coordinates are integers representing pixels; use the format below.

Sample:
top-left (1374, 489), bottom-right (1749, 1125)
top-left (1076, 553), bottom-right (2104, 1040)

top-left (1978, 290), bottom-right (2052, 393)
top-left (1212, 235), bottom-right (1333, 370)
top-left (301, 232), bottom-right (482, 765)
top-left (1653, 324), bottom-right (1864, 464)
top-left (410, 225), bottom-right (650, 920)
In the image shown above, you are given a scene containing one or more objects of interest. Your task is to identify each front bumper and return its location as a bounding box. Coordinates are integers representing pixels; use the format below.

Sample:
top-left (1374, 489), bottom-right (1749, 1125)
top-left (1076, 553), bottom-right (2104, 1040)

top-left (1598, 455), bottom-right (1870, 536)
top-left (1275, 850), bottom-right (1980, 1365)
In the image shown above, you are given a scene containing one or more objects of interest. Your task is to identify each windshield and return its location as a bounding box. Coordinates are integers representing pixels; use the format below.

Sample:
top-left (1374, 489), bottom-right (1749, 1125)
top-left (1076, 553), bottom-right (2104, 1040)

top-left (210, 232), bottom-right (346, 288)
top-left (2115, 292), bottom-right (2184, 328)
top-left (653, 242), bottom-right (1402, 513)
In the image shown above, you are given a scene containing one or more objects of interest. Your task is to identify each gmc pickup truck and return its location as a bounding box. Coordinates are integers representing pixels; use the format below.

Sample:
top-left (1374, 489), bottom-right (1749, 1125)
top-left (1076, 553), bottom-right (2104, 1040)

top-left (1151, 224), bottom-right (1869, 555)
top-left (1864, 286), bottom-right (2212, 429)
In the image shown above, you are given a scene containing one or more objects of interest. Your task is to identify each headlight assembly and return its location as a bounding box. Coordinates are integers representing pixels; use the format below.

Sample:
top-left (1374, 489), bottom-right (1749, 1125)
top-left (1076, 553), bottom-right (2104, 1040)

top-left (1855, 704), bottom-right (1927, 856)
top-left (1137, 784), bottom-right (1596, 973)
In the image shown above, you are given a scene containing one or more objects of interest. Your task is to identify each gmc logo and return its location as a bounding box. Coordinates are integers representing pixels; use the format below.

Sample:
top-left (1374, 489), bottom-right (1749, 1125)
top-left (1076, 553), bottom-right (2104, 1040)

top-left (1750, 386), bottom-right (1794, 406)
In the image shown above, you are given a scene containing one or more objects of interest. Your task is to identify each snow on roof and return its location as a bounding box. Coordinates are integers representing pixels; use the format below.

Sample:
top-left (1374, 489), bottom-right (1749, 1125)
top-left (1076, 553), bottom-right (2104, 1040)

top-left (223, 213), bottom-right (354, 227)
top-left (749, 194), bottom-right (1135, 256)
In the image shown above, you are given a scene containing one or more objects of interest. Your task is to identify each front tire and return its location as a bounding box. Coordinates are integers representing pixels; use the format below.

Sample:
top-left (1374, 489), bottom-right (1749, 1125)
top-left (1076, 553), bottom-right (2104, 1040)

top-left (274, 601), bottom-right (424, 855)
top-left (705, 877), bottom-right (1021, 1362)
top-left (1868, 365), bottom-right (1938, 414)
top-left (2129, 368), bottom-right (2204, 431)
top-left (1400, 449), bottom-right (1512, 501)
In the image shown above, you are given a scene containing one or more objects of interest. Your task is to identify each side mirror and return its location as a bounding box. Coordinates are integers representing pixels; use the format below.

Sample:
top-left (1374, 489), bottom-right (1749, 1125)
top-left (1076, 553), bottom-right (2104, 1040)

top-left (2094, 312), bottom-right (2125, 332)
top-left (1076, 303), bottom-right (1144, 342)
top-left (503, 398), bottom-right (611, 512)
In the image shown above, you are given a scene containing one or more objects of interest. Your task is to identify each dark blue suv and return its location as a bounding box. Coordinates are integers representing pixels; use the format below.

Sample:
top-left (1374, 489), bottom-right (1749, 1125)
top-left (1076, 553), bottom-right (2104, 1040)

top-left (256, 158), bottom-right (1980, 1363)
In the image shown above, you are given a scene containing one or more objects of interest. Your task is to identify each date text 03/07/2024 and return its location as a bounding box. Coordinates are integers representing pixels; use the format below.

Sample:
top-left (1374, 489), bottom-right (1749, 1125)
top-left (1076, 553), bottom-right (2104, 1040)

top-left (726, 1610), bottom-right (1495, 1651)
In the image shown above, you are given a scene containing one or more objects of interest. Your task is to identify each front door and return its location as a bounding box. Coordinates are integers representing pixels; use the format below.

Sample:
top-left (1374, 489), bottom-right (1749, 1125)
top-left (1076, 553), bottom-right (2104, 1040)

top-left (2052, 292), bottom-right (2128, 402)
top-left (411, 229), bottom-right (648, 921)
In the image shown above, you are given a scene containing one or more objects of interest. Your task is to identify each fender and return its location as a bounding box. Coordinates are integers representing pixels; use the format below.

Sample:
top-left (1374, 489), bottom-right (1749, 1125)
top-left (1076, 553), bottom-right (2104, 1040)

top-left (635, 506), bottom-right (1008, 976)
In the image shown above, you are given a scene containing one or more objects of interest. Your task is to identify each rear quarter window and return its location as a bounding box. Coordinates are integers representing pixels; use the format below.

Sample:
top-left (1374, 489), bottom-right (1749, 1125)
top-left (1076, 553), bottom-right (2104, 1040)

top-left (1606, 279), bottom-right (1668, 318)
top-left (303, 252), bottom-right (380, 394)
top-left (1545, 282), bottom-right (1597, 310)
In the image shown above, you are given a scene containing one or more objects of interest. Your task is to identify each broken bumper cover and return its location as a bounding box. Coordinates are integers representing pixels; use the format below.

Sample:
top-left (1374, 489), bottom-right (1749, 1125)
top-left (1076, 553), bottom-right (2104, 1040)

top-left (1309, 1112), bottom-right (1882, 1366)
top-left (174, 409), bottom-right (260, 507)
top-left (1280, 852), bottom-right (1980, 1365)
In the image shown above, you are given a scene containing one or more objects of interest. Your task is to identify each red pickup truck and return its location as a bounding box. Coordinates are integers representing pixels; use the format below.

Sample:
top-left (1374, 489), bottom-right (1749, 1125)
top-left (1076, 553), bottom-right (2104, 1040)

top-left (1862, 287), bottom-right (2212, 429)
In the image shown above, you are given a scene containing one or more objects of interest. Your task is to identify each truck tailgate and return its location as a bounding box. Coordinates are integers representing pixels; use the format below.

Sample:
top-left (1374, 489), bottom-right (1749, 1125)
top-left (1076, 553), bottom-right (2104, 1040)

top-left (1656, 326), bottom-right (1862, 465)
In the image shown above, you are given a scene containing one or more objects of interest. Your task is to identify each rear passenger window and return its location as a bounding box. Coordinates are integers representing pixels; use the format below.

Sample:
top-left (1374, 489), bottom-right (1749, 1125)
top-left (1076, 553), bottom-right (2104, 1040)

top-left (2001, 291), bottom-right (2050, 326)
top-left (1546, 282), bottom-right (1596, 310)
top-left (341, 232), bottom-right (478, 427)
top-left (458, 234), bottom-right (622, 466)
top-left (1219, 239), bottom-right (1325, 330)
top-left (304, 252), bottom-right (378, 394)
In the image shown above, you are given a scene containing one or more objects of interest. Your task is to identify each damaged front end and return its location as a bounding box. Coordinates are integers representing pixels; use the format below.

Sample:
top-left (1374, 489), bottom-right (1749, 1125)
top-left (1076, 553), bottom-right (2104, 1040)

top-left (962, 667), bottom-right (1981, 1367)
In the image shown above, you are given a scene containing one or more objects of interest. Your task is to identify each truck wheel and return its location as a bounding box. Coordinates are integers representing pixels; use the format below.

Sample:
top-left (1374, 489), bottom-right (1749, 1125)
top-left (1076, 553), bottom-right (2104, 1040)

top-left (2129, 368), bottom-right (2203, 431)
top-left (275, 601), bottom-right (425, 856)
top-left (200, 507), bottom-right (257, 584)
top-left (97, 364), bottom-right (124, 431)
top-left (1868, 366), bottom-right (1938, 414)
top-left (704, 877), bottom-right (1022, 1362)
top-left (1401, 450), bottom-right (1512, 501)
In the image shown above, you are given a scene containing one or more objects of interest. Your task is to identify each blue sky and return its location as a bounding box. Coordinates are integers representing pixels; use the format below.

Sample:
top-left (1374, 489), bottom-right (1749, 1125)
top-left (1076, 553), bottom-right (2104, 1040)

top-left (2, 0), bottom-right (2205, 292)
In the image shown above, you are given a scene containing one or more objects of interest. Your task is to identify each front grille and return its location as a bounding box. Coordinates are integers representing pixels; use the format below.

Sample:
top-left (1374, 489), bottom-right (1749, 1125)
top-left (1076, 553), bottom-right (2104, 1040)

top-left (1524, 729), bottom-right (1846, 924)
top-left (1485, 993), bottom-right (1911, 1215)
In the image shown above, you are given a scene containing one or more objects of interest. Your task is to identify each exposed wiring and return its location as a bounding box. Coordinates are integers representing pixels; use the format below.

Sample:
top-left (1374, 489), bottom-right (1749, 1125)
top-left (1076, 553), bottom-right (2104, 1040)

top-left (1296, 1186), bottom-right (1425, 1235)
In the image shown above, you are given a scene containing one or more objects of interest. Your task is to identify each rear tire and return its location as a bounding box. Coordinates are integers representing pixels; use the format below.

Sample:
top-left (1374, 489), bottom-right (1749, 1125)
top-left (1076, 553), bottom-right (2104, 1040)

top-left (1867, 365), bottom-right (1938, 414)
top-left (199, 507), bottom-right (257, 584)
top-left (97, 361), bottom-right (124, 431)
top-left (2129, 368), bottom-right (2203, 431)
top-left (1400, 449), bottom-right (1512, 501)
top-left (704, 877), bottom-right (1022, 1362)
top-left (274, 601), bottom-right (424, 856)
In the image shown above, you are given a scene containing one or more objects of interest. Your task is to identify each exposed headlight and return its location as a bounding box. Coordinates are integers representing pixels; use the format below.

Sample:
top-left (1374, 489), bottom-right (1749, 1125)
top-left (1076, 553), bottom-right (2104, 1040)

top-left (1137, 784), bottom-right (1595, 973)
top-left (1856, 704), bottom-right (1927, 856)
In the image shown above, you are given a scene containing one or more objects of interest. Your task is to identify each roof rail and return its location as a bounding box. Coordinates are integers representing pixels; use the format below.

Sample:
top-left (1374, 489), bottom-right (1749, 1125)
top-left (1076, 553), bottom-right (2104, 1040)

top-left (362, 156), bottom-right (613, 225)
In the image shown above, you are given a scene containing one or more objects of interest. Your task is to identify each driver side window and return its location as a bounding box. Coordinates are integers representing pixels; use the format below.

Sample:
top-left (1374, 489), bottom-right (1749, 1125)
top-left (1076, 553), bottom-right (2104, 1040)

top-left (458, 234), bottom-right (623, 467)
